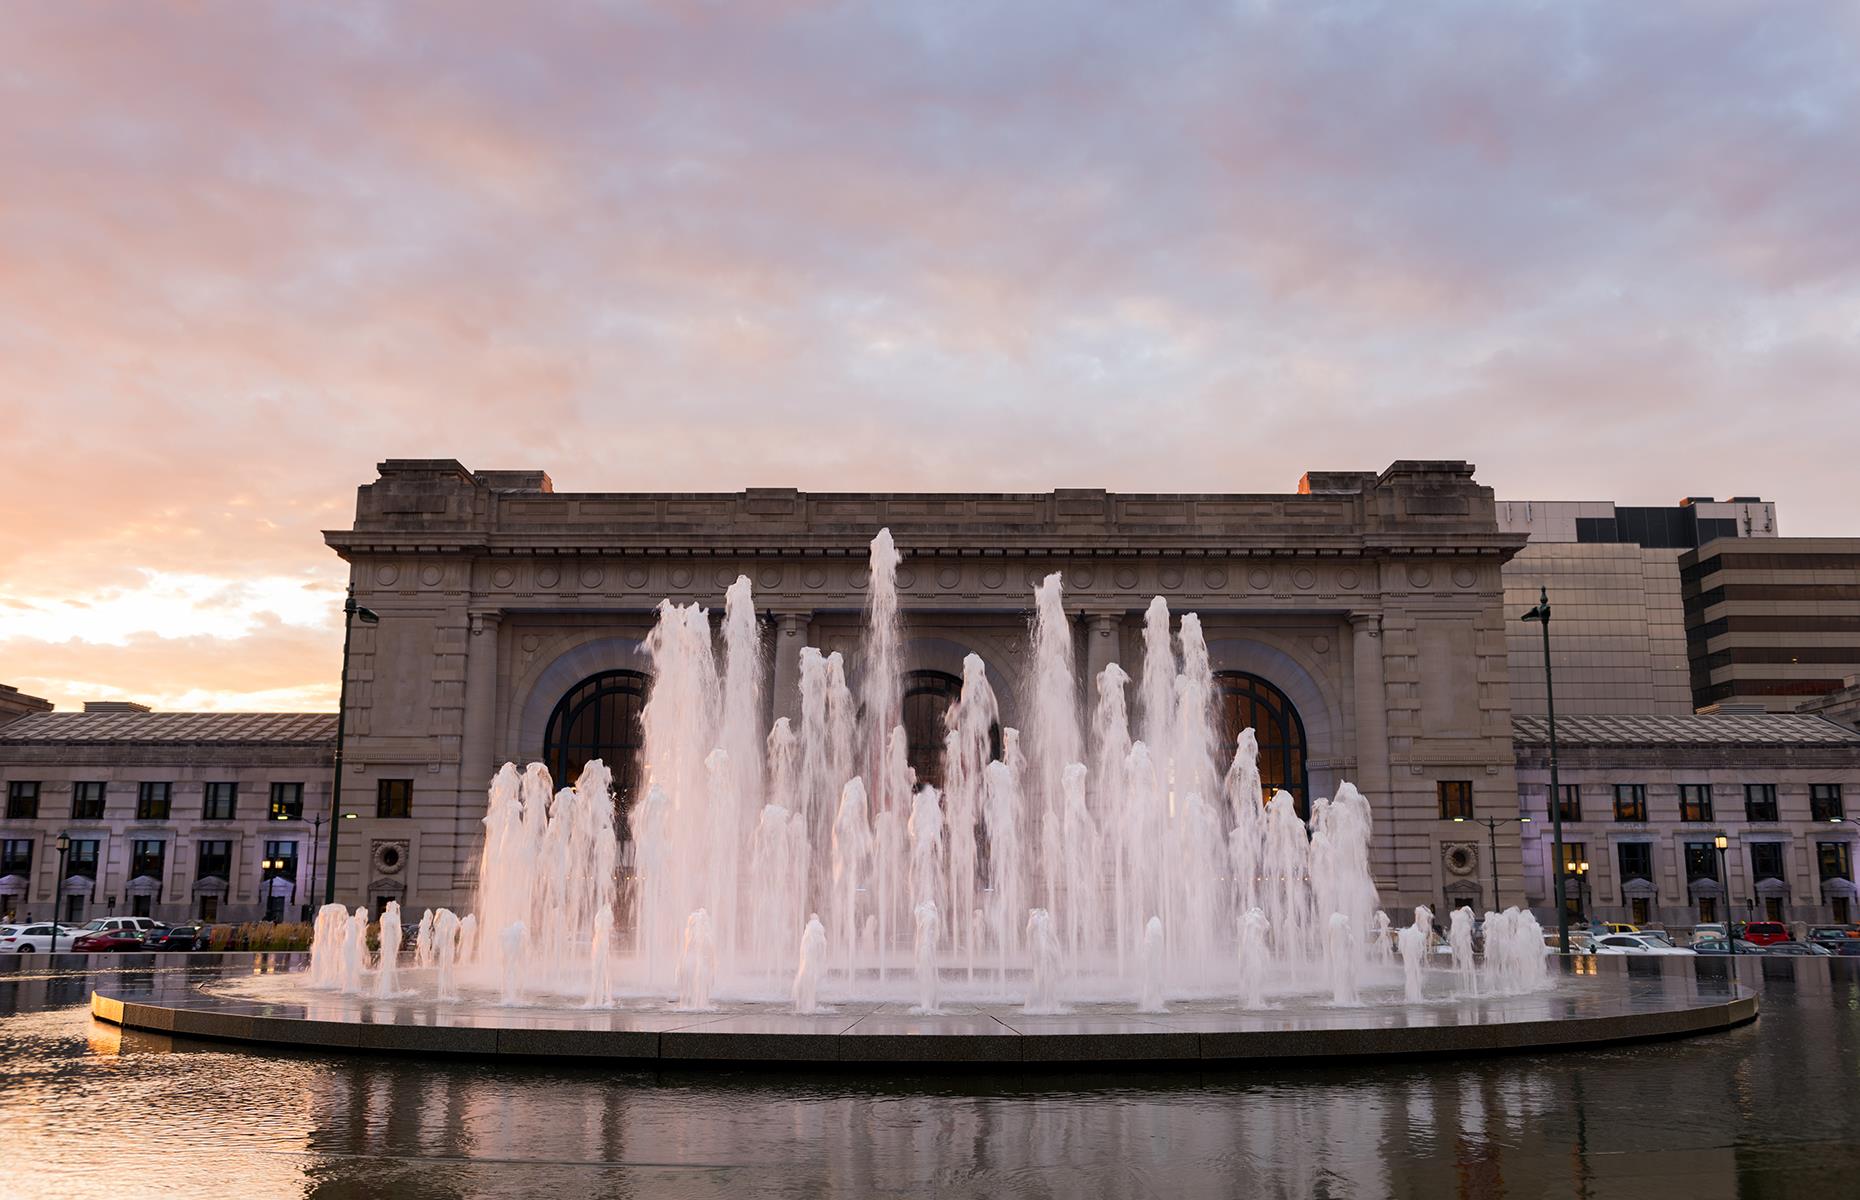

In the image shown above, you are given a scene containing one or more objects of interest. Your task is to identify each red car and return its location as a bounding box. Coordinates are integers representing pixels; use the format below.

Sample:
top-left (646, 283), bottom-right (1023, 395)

top-left (1738, 921), bottom-right (1792, 947)
top-left (72, 928), bottom-right (145, 952)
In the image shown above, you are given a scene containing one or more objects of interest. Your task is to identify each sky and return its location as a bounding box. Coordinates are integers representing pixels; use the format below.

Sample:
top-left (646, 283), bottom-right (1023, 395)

top-left (3, 1), bottom-right (1858, 713)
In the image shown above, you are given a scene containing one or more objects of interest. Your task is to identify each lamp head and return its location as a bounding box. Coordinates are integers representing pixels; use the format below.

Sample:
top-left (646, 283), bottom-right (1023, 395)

top-left (1714, 834), bottom-right (1729, 850)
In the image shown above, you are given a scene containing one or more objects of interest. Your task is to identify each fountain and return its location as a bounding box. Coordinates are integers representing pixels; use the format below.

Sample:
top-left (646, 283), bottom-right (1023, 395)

top-left (90, 521), bottom-right (1759, 1068)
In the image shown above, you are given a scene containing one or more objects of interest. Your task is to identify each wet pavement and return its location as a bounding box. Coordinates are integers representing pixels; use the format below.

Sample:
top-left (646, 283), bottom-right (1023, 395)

top-left (2, 955), bottom-right (1858, 1198)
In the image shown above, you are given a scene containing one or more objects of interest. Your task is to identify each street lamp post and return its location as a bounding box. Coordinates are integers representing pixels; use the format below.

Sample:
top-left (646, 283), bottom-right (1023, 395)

top-left (325, 584), bottom-right (379, 907)
top-left (1571, 859), bottom-right (1591, 925)
top-left (53, 833), bottom-right (70, 926)
top-left (1452, 814), bottom-right (1533, 911)
top-left (1714, 834), bottom-right (1736, 957)
top-left (1521, 587), bottom-right (1569, 954)
top-left (299, 813), bottom-right (322, 922)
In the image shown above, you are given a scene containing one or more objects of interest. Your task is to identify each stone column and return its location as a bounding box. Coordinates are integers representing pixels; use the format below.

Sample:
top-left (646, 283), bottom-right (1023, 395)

top-left (1349, 612), bottom-right (1390, 800)
top-left (1084, 612), bottom-right (1122, 694)
top-left (463, 610), bottom-right (502, 792)
top-left (770, 611), bottom-right (811, 726)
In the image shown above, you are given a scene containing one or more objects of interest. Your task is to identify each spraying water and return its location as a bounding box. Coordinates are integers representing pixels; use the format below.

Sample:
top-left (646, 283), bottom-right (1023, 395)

top-left (793, 913), bottom-right (830, 1014)
top-left (911, 901), bottom-right (942, 1015)
top-left (375, 900), bottom-right (404, 999)
top-left (298, 529), bottom-right (1558, 1015)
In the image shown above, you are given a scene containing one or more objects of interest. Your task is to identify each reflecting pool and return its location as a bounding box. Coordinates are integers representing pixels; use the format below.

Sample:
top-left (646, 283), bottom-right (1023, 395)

top-left (3, 957), bottom-right (1859, 1199)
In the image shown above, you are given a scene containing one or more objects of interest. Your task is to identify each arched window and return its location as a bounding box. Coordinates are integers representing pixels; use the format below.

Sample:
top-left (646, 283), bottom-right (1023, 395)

top-left (543, 670), bottom-right (648, 834)
top-left (900, 669), bottom-right (1002, 792)
top-left (901, 670), bottom-right (962, 790)
top-left (1215, 671), bottom-right (1309, 819)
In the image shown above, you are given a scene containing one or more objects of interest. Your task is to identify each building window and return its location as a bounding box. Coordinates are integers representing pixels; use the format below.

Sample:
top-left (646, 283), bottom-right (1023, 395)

top-left (1558, 840), bottom-right (1588, 874)
top-left (68, 839), bottom-right (99, 879)
top-left (262, 840), bottom-right (298, 880)
top-left (1744, 784), bottom-right (1778, 823)
top-left (199, 894), bottom-right (220, 922)
top-left (376, 779), bottom-right (413, 819)
top-left (71, 782), bottom-right (105, 820)
top-left (269, 782), bottom-right (304, 821)
top-left (1699, 896), bottom-right (1718, 924)
top-left (1812, 784), bottom-right (1845, 823)
top-left (901, 670), bottom-right (962, 790)
top-left (1818, 842), bottom-right (1853, 883)
top-left (5, 781), bottom-right (39, 820)
top-left (197, 840), bottom-right (232, 880)
top-left (1438, 781), bottom-right (1474, 821)
top-left (1684, 841), bottom-right (1719, 884)
top-left (203, 782), bottom-right (238, 821)
top-left (136, 782), bottom-right (173, 821)
top-left (1, 839), bottom-right (32, 875)
top-left (1618, 842), bottom-right (1653, 884)
top-left (1614, 784), bottom-right (1648, 823)
top-left (1214, 672), bottom-right (1310, 818)
top-left (1750, 842), bottom-right (1786, 882)
top-left (130, 839), bottom-right (165, 880)
top-left (1549, 784), bottom-right (1581, 823)
top-left (1679, 785), bottom-right (1713, 823)
top-left (542, 669), bottom-right (648, 831)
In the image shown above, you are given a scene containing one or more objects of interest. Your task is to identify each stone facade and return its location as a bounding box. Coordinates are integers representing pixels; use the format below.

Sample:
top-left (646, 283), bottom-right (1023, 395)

top-left (1513, 713), bottom-right (1860, 930)
top-left (321, 458), bottom-right (1530, 918)
top-left (0, 711), bottom-right (336, 924)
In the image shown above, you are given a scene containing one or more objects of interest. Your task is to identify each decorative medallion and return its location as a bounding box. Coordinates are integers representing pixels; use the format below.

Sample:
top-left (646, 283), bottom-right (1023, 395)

top-left (1159, 565), bottom-right (1184, 589)
top-left (803, 566), bottom-right (827, 588)
top-left (624, 566), bottom-right (649, 588)
top-left (1407, 564), bottom-right (1433, 589)
top-left (896, 566), bottom-right (916, 589)
top-left (374, 564), bottom-right (400, 587)
top-left (713, 566), bottom-right (737, 589)
top-left (1204, 567), bottom-right (1228, 589)
top-left (1072, 567), bottom-right (1095, 590)
top-left (1452, 565), bottom-right (1478, 589)
top-left (1444, 842), bottom-right (1478, 878)
top-left (491, 567), bottom-right (515, 589)
top-left (1114, 566), bottom-right (1138, 589)
top-left (1292, 567), bottom-right (1316, 590)
top-left (848, 568), bottom-right (869, 590)
top-left (936, 566), bottom-right (961, 589)
top-left (1247, 567), bottom-right (1273, 591)
top-left (536, 565), bottom-right (560, 589)
top-left (372, 840), bottom-right (409, 876)
top-left (520, 634), bottom-right (541, 654)
top-left (579, 565), bottom-right (605, 589)
top-left (980, 566), bottom-right (1006, 589)
top-left (669, 566), bottom-right (693, 588)
top-left (1338, 567), bottom-right (1360, 590)
top-left (758, 566), bottom-right (783, 589)
top-left (420, 565), bottom-right (443, 587)
top-left (1311, 636), bottom-right (1330, 654)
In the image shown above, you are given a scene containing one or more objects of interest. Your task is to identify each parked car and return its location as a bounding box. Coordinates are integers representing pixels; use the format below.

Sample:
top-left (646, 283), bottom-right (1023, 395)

top-left (1806, 925), bottom-right (1860, 945)
top-left (72, 928), bottom-right (146, 952)
top-left (1691, 923), bottom-right (1728, 945)
top-left (1602, 922), bottom-right (1642, 935)
top-left (1692, 937), bottom-right (1767, 955)
top-left (1761, 941), bottom-right (1836, 957)
top-left (1542, 931), bottom-right (1597, 954)
top-left (81, 917), bottom-right (160, 936)
top-left (1738, 921), bottom-right (1792, 947)
top-left (142, 925), bottom-right (205, 952)
top-left (1594, 933), bottom-right (1697, 956)
top-left (0, 923), bottom-right (86, 953)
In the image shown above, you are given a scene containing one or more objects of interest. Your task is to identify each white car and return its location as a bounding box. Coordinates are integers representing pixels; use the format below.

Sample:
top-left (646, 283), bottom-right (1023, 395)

top-left (0, 923), bottom-right (87, 953)
top-left (1594, 933), bottom-right (1697, 957)
top-left (81, 917), bottom-right (158, 935)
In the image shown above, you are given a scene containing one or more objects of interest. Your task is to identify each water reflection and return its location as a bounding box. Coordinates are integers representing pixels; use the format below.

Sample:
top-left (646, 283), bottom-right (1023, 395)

top-left (2, 960), bottom-right (1859, 1198)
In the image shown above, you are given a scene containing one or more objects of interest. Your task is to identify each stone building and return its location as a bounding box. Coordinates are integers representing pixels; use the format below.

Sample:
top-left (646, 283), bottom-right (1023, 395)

top-left (0, 706), bottom-right (335, 925)
top-left (320, 457), bottom-right (1529, 919)
top-left (1513, 711), bottom-right (1860, 928)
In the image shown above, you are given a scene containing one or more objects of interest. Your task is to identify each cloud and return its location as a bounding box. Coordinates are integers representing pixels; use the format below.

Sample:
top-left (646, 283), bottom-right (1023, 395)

top-left (2, 1), bottom-right (1857, 707)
